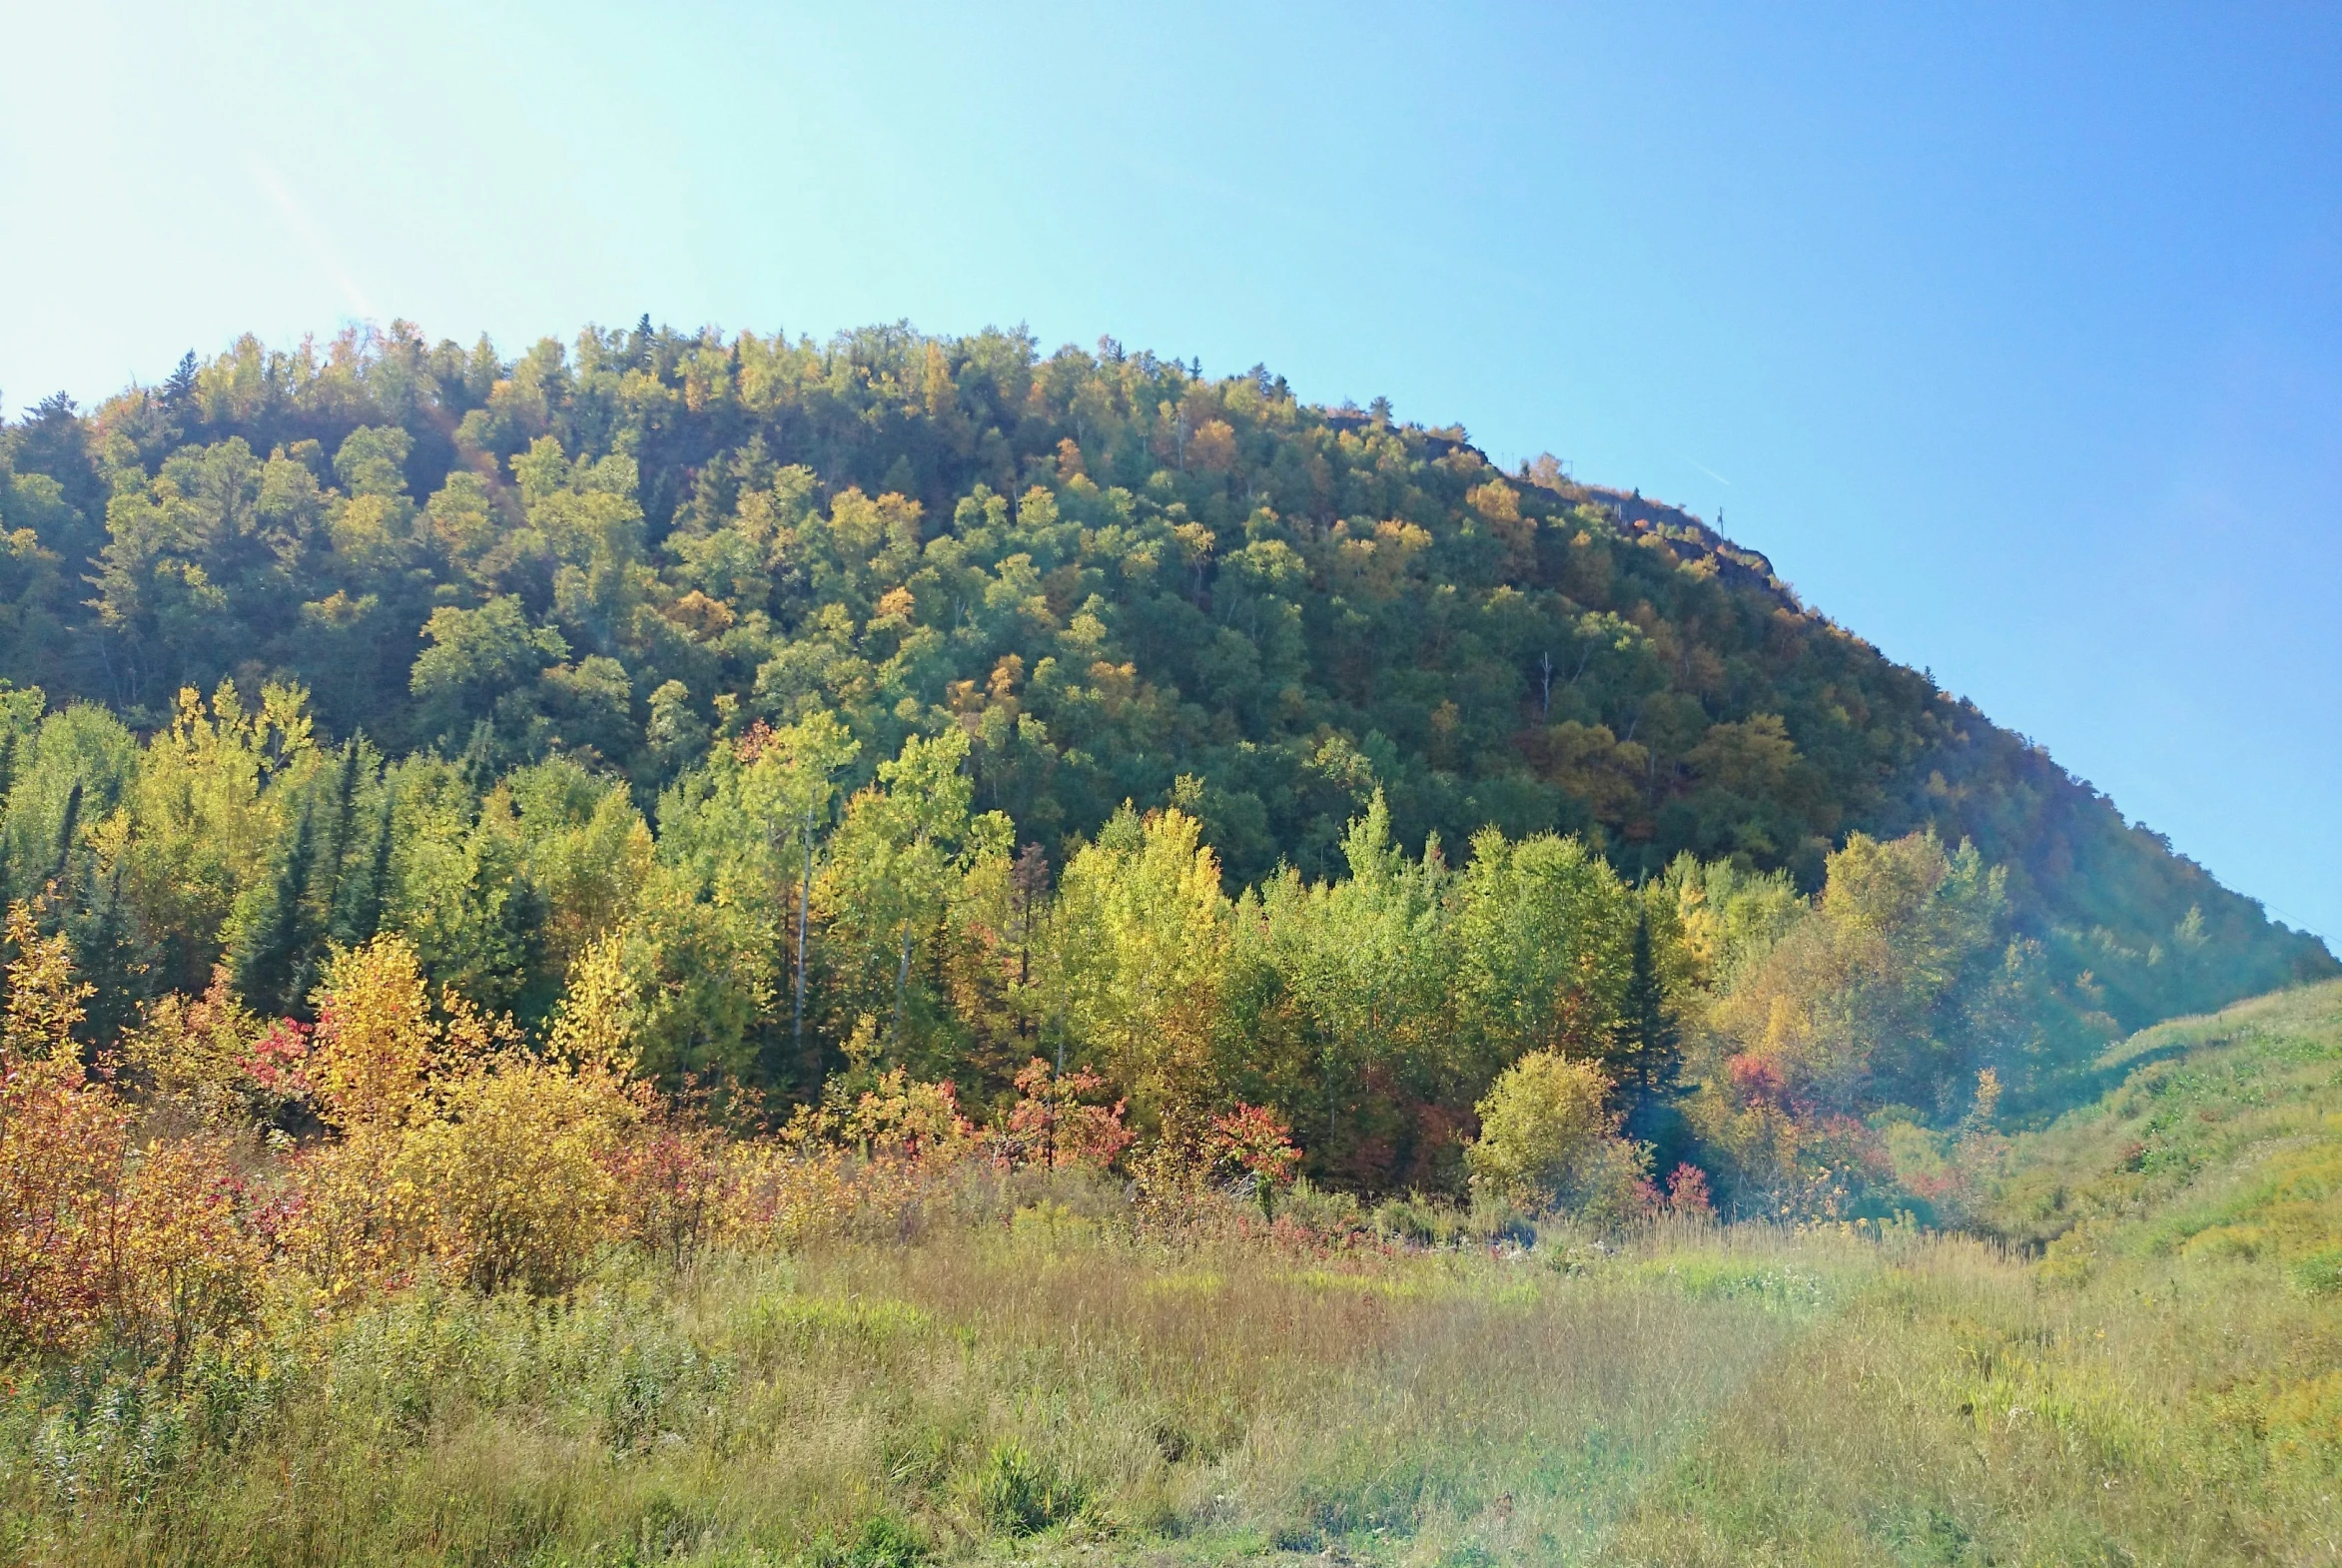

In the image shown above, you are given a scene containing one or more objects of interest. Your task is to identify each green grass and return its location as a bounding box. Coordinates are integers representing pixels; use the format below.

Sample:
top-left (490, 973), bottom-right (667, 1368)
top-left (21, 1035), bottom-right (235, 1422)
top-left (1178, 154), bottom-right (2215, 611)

top-left (7, 984), bottom-right (2342, 1565)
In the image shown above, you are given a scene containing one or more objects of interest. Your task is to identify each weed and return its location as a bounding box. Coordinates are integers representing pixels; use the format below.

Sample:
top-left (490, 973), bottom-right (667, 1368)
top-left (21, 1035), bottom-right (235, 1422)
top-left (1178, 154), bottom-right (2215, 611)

top-left (971, 1439), bottom-right (1088, 1536)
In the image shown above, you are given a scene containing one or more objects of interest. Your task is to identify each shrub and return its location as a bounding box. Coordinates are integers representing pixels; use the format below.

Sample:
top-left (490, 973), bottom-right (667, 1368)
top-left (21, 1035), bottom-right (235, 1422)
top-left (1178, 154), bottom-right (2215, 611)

top-left (1466, 1051), bottom-right (1650, 1223)
top-left (112, 1136), bottom-right (267, 1375)
top-left (1373, 1192), bottom-right (1460, 1247)
top-left (1664, 1163), bottom-right (1715, 1218)
top-left (393, 1055), bottom-right (629, 1295)
top-left (0, 904), bottom-right (124, 1359)
top-left (2, 908), bottom-right (266, 1369)
top-left (1208, 1103), bottom-right (1301, 1187)
top-left (804, 1512), bottom-right (928, 1567)
top-left (722, 1138), bottom-right (853, 1247)
top-left (843, 1068), bottom-right (973, 1164)
top-left (1275, 1177), bottom-right (1368, 1240)
top-left (273, 1125), bottom-right (411, 1306)
top-left (0, 1048), bottom-right (129, 1358)
top-left (2286, 1247), bottom-right (2342, 1297)
top-left (121, 967), bottom-right (267, 1130)
top-left (1005, 1057), bottom-right (1133, 1171)
top-left (605, 1112), bottom-right (732, 1267)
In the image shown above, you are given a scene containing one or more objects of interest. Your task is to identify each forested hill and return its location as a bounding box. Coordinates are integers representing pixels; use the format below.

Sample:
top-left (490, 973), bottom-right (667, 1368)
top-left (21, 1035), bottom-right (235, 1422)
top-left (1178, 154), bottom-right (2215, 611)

top-left (0, 319), bottom-right (2329, 1042)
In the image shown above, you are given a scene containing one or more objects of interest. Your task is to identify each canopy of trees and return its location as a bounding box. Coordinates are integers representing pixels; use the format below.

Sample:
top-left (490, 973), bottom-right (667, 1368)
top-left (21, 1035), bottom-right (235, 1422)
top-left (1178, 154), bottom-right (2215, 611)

top-left (0, 320), bottom-right (2327, 1203)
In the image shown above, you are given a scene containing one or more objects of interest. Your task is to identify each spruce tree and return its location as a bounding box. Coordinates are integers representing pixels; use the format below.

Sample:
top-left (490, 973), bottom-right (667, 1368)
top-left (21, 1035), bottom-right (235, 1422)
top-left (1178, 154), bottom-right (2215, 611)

top-left (0, 731), bottom-right (16, 904)
top-left (319, 739), bottom-right (364, 907)
top-left (331, 791), bottom-right (394, 948)
top-left (1619, 903), bottom-right (1680, 1100)
top-left (238, 798), bottom-right (319, 1017)
top-left (1616, 901), bottom-right (1688, 1170)
top-left (161, 351), bottom-right (200, 411)
top-left (69, 865), bottom-right (144, 1054)
top-left (47, 781), bottom-right (82, 898)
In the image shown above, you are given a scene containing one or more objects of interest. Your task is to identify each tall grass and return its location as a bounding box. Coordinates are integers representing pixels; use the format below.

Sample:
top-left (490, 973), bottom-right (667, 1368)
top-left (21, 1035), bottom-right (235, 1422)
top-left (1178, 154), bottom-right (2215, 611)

top-left (6, 984), bottom-right (2341, 1565)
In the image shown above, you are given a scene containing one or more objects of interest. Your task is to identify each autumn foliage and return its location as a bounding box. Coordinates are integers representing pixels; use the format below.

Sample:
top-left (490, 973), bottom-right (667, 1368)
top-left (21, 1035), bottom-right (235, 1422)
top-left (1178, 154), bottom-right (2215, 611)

top-left (0, 903), bottom-right (265, 1371)
top-left (0, 903), bottom-right (1158, 1375)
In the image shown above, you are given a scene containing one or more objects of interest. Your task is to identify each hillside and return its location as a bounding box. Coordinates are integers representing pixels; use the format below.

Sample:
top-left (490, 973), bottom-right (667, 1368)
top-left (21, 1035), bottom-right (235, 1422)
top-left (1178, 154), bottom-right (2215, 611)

top-left (3, 302), bottom-right (2336, 1554)
top-left (1985, 977), bottom-right (2342, 1272)
top-left (0, 324), bottom-right (2326, 1035)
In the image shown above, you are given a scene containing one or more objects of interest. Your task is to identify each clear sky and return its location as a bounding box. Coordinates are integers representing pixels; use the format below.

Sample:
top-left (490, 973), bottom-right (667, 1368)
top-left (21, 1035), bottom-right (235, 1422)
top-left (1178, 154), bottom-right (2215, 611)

top-left (4, 3), bottom-right (2336, 940)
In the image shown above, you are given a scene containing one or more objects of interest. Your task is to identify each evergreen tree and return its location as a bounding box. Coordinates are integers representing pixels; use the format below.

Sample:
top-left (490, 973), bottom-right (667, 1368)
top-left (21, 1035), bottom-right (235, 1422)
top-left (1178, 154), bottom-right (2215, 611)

top-left (238, 798), bottom-right (319, 1017)
top-left (47, 780), bottom-right (82, 895)
top-left (1617, 903), bottom-right (1679, 1101)
top-left (1614, 901), bottom-right (1688, 1171)
top-left (318, 739), bottom-right (364, 905)
top-left (331, 791), bottom-right (394, 949)
top-left (0, 732), bottom-right (16, 904)
top-left (161, 350), bottom-right (200, 410)
top-left (68, 864), bottom-right (145, 1054)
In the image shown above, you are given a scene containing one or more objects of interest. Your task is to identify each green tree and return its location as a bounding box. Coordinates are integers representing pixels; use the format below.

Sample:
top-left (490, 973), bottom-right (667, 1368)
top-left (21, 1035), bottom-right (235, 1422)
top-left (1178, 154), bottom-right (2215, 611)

top-left (1612, 902), bottom-right (1681, 1102)
top-left (408, 596), bottom-right (567, 754)
top-left (235, 798), bottom-right (318, 1018)
top-left (818, 727), bottom-right (1008, 1074)
top-left (737, 712), bottom-right (858, 1083)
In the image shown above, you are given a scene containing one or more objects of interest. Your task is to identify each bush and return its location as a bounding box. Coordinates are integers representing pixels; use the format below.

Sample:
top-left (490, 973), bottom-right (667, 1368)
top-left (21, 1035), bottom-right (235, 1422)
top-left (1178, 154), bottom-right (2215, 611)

top-left (308, 937), bottom-right (434, 1131)
top-left (1466, 1051), bottom-right (1651, 1223)
top-left (803, 1512), bottom-right (928, 1567)
top-left (2286, 1247), bottom-right (2342, 1297)
top-left (113, 1136), bottom-right (267, 1375)
top-left (2, 906), bottom-right (266, 1369)
top-left (1276, 1176), bottom-right (1366, 1238)
top-left (0, 1046), bottom-right (129, 1359)
top-left (1371, 1193), bottom-right (1460, 1247)
top-left (392, 1056), bottom-right (629, 1295)
top-left (120, 968), bottom-right (267, 1131)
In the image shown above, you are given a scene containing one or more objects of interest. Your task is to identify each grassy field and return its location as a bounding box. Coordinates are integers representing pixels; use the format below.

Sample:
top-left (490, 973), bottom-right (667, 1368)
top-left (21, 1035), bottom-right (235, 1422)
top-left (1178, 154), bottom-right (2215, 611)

top-left (7, 982), bottom-right (2342, 1567)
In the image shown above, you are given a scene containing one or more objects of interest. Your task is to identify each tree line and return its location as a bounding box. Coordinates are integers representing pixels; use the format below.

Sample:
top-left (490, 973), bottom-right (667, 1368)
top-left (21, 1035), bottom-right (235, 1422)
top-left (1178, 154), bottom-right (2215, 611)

top-left (0, 319), bottom-right (2326, 1192)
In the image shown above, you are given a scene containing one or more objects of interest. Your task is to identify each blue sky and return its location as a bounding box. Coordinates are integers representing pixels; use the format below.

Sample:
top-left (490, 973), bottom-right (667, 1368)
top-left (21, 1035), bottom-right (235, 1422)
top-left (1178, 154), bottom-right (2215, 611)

top-left (4, 2), bottom-right (2336, 940)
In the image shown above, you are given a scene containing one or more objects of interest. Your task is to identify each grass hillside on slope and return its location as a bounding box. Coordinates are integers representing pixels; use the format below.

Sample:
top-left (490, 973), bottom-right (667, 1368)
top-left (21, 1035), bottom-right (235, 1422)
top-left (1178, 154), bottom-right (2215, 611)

top-left (9, 984), bottom-right (2340, 1567)
top-left (1986, 978), bottom-right (2342, 1288)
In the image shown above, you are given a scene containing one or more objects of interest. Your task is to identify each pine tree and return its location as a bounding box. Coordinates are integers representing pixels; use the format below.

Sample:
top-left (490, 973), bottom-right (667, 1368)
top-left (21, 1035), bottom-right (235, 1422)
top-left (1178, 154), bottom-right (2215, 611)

top-left (1613, 901), bottom-right (1687, 1170)
top-left (0, 731), bottom-right (16, 904)
top-left (318, 739), bottom-right (364, 908)
top-left (238, 799), bottom-right (319, 1017)
top-left (331, 791), bottom-right (394, 948)
top-left (69, 864), bottom-right (144, 1053)
top-left (161, 350), bottom-right (200, 410)
top-left (1618, 904), bottom-right (1680, 1100)
top-left (47, 780), bottom-right (82, 895)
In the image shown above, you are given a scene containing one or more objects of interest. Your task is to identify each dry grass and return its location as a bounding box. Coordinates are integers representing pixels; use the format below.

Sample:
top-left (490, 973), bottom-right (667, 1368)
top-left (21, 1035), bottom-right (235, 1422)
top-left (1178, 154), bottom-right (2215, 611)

top-left (6, 985), bottom-right (2341, 1566)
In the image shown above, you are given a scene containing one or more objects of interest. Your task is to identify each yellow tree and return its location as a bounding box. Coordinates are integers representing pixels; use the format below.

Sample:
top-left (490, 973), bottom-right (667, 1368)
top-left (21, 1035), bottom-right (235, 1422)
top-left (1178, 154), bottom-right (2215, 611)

top-left (97, 680), bottom-right (316, 994)
top-left (1466, 1050), bottom-right (1647, 1223)
top-left (1046, 805), bottom-right (1231, 1140)
top-left (308, 934), bottom-right (435, 1131)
